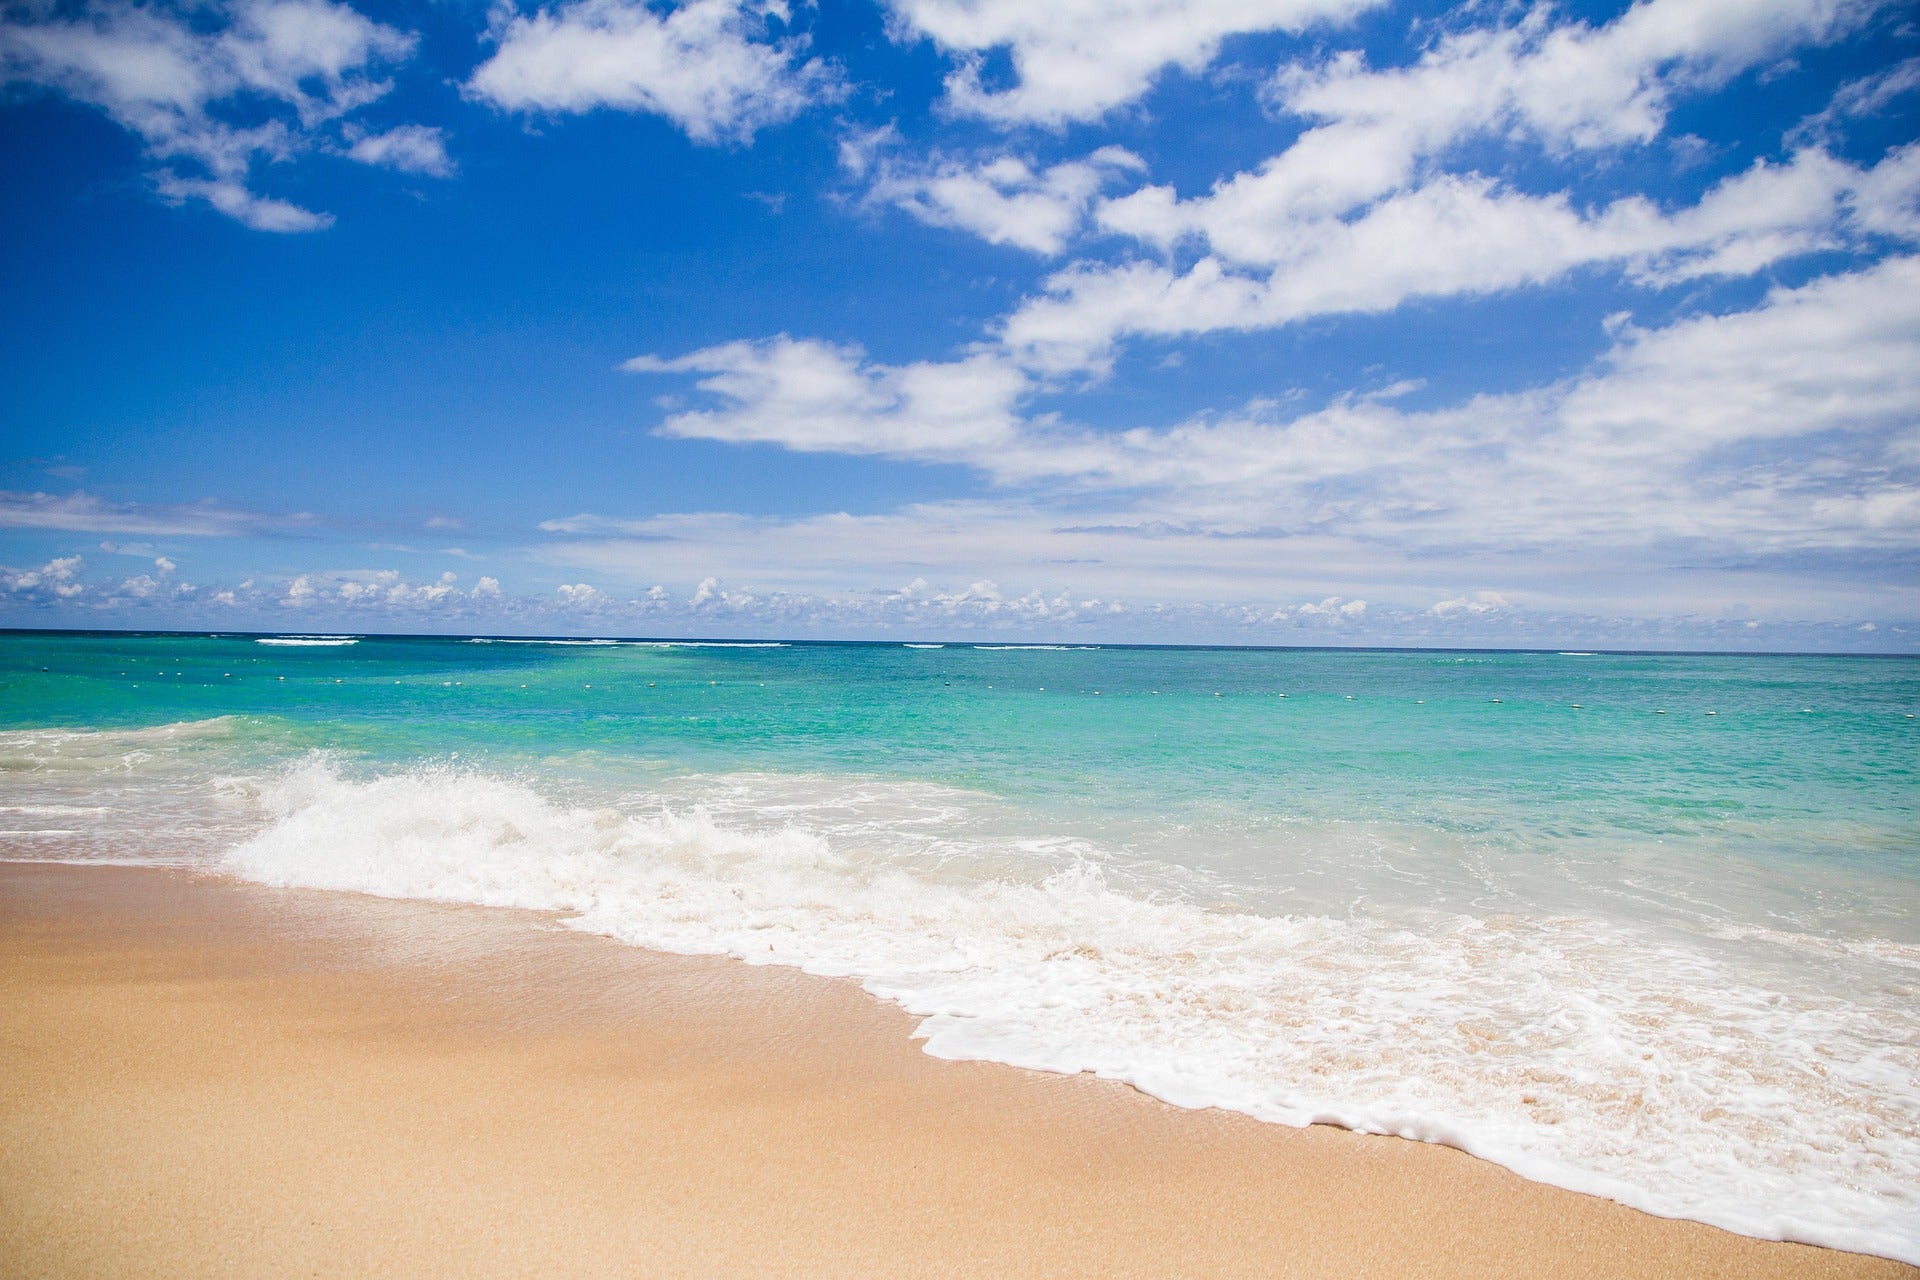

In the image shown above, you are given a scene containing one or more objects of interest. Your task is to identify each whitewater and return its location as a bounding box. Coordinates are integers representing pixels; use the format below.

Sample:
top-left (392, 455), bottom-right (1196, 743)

top-left (2, 632), bottom-right (1916, 1263)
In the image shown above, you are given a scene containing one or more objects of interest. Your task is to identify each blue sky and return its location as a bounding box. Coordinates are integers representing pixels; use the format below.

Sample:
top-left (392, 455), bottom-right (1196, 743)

top-left (2, 0), bottom-right (1917, 647)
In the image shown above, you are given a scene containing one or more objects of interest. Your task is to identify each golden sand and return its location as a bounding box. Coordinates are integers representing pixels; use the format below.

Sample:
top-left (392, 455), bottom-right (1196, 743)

top-left (2, 861), bottom-right (1912, 1279)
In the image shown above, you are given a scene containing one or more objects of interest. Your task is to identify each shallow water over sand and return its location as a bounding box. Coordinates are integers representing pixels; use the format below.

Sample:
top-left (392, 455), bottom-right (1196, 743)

top-left (3, 632), bottom-right (1917, 1261)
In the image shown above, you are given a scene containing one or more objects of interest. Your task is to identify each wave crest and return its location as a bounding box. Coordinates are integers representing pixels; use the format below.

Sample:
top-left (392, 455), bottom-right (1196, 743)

top-left (224, 759), bottom-right (1920, 1263)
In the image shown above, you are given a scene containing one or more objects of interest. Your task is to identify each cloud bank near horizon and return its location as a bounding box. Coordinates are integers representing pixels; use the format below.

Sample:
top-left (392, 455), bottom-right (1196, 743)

top-left (3, 0), bottom-right (1917, 647)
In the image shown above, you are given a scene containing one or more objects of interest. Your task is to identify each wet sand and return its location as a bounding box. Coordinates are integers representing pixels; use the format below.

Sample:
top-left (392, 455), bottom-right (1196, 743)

top-left (2, 861), bottom-right (1912, 1279)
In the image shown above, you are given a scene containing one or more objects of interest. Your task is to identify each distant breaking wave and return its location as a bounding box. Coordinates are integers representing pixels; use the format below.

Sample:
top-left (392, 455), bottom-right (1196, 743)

top-left (973, 645), bottom-right (1100, 651)
top-left (461, 638), bottom-right (789, 649)
top-left (466, 638), bottom-right (621, 646)
top-left (634, 641), bottom-right (789, 649)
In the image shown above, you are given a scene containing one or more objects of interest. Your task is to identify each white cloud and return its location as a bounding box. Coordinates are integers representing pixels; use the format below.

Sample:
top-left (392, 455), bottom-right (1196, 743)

top-left (625, 336), bottom-right (1033, 463)
top-left (468, 0), bottom-right (836, 143)
top-left (556, 581), bottom-right (607, 606)
top-left (2, 555), bottom-right (86, 600)
top-left (343, 123), bottom-right (453, 176)
top-left (626, 255), bottom-right (1920, 594)
top-left (530, 492), bottom-right (1917, 635)
top-left (1287, 596), bottom-right (1367, 620)
top-left (859, 145), bottom-right (1145, 254)
top-left (0, 490), bottom-right (281, 536)
top-left (1789, 55), bottom-right (1920, 146)
top-left (1, 543), bottom-right (1902, 646)
top-left (882, 0), bottom-right (1385, 127)
top-left (989, 0), bottom-right (1898, 372)
top-left (1850, 142), bottom-right (1920, 242)
top-left (273, 568), bottom-right (505, 611)
top-left (1431, 592), bottom-right (1509, 618)
top-left (0, 0), bottom-right (421, 228)
top-left (1010, 146), bottom-right (1919, 374)
top-left (154, 168), bottom-right (335, 232)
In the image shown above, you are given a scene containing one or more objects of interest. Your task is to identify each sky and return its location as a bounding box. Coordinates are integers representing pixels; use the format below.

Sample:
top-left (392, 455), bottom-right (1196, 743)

top-left (2, 0), bottom-right (1917, 648)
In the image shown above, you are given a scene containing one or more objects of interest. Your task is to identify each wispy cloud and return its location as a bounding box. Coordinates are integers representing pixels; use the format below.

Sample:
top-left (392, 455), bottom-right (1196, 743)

top-left (0, 490), bottom-right (299, 537)
top-left (1009, 146), bottom-right (1920, 374)
top-left (0, 0), bottom-right (427, 228)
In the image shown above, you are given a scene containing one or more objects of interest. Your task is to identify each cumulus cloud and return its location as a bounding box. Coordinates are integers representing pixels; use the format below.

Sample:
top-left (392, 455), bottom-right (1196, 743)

top-left (625, 336), bottom-right (1034, 463)
top-left (2, 555), bottom-right (86, 600)
top-left (0, 0), bottom-right (424, 228)
top-left (1282, 595), bottom-right (1367, 621)
top-left (626, 255), bottom-right (1920, 591)
top-left (2, 554), bottom-right (212, 607)
top-left (882, 0), bottom-right (1384, 127)
top-left (468, 0), bottom-right (837, 143)
top-left (529, 504), bottom-right (1910, 642)
top-left (0, 544), bottom-right (1900, 647)
top-left (556, 581), bottom-right (608, 606)
top-left (858, 144), bottom-right (1146, 254)
top-left (1430, 592), bottom-right (1509, 618)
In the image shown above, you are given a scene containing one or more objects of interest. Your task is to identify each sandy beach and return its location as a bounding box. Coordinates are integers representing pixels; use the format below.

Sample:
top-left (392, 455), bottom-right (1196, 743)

top-left (4, 862), bottom-right (1913, 1278)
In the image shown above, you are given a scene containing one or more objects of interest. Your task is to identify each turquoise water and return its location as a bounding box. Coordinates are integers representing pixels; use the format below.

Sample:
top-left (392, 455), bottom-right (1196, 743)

top-left (3, 631), bottom-right (1918, 1260)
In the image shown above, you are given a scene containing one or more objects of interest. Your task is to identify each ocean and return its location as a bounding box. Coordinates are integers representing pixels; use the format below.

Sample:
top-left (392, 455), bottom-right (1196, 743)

top-left (2, 630), bottom-right (1916, 1262)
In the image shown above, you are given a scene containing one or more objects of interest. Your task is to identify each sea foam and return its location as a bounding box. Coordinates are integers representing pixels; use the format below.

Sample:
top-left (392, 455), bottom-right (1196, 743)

top-left (224, 758), bottom-right (1920, 1264)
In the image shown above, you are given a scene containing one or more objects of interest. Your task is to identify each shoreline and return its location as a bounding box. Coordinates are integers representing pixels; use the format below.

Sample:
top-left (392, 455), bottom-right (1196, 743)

top-left (2, 861), bottom-right (1912, 1279)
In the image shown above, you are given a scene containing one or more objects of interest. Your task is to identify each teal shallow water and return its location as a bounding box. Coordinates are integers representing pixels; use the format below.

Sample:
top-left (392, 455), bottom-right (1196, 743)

top-left (3, 631), bottom-right (1918, 1260)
